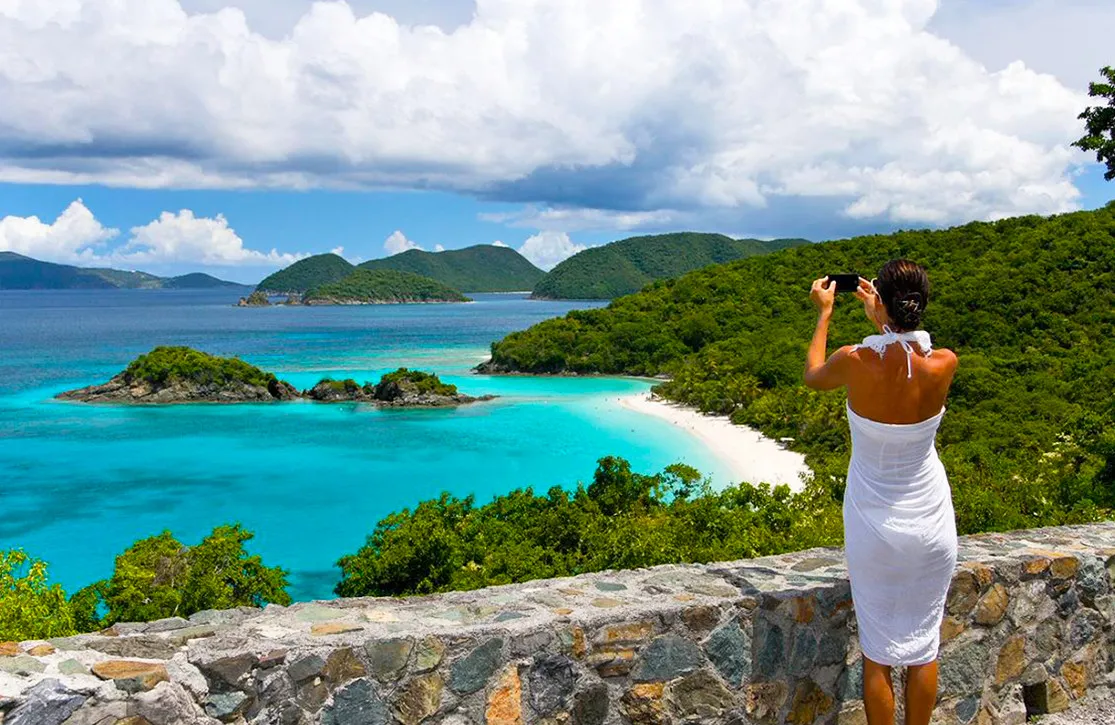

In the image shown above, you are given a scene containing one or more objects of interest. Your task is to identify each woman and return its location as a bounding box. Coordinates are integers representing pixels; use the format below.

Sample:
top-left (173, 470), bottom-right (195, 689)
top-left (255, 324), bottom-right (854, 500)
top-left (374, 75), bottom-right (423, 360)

top-left (803, 259), bottom-right (959, 725)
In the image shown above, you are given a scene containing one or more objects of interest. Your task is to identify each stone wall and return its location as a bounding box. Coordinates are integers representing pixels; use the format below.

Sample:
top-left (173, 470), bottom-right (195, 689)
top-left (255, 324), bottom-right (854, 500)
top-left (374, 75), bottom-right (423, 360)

top-left (2, 522), bottom-right (1114, 725)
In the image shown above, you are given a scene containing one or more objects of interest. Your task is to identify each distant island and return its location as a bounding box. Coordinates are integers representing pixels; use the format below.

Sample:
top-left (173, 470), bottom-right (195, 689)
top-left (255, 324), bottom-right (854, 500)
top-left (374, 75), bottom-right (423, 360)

top-left (358, 244), bottom-right (544, 292)
top-left (256, 244), bottom-right (542, 295)
top-left (530, 232), bottom-right (808, 299)
top-left (0, 252), bottom-right (247, 290)
top-left (58, 347), bottom-right (491, 407)
top-left (301, 269), bottom-right (469, 305)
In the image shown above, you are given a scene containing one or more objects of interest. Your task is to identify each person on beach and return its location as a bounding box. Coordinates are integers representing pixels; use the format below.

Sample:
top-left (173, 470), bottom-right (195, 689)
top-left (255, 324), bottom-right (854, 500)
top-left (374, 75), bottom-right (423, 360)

top-left (802, 260), bottom-right (959, 725)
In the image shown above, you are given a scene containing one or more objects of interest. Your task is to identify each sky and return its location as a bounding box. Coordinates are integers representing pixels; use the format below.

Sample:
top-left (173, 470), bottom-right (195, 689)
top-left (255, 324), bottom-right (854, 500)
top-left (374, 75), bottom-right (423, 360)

top-left (0, 0), bottom-right (1111, 283)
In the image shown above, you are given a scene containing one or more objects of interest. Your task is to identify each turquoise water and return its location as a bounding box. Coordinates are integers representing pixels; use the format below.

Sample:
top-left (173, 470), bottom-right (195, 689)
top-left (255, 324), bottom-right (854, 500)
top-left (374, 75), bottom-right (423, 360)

top-left (0, 290), bottom-right (732, 601)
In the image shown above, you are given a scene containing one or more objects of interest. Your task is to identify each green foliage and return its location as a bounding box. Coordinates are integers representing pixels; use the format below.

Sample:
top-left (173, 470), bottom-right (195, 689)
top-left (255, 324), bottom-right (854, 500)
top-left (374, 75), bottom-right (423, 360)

top-left (124, 346), bottom-right (277, 389)
top-left (359, 245), bottom-right (545, 293)
top-left (375, 368), bottom-right (458, 397)
top-left (0, 253), bottom-right (238, 290)
top-left (489, 207), bottom-right (1115, 536)
top-left (335, 457), bottom-right (837, 597)
top-left (531, 232), bottom-right (808, 300)
top-left (1074, 66), bottom-right (1115, 181)
top-left (72, 525), bottom-right (291, 628)
top-left (0, 550), bottom-right (76, 641)
top-left (303, 269), bottom-right (470, 304)
top-left (256, 253), bottom-right (355, 293)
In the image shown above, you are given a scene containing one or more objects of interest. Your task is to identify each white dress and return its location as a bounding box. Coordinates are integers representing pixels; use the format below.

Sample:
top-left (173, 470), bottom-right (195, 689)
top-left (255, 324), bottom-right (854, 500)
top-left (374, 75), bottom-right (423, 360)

top-left (843, 328), bottom-right (958, 666)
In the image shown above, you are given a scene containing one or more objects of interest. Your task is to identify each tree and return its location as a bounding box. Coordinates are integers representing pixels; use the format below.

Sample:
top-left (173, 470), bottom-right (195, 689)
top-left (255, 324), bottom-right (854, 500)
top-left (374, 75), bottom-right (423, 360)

top-left (71, 524), bottom-right (291, 628)
top-left (0, 550), bottom-right (75, 641)
top-left (1074, 66), bottom-right (1115, 181)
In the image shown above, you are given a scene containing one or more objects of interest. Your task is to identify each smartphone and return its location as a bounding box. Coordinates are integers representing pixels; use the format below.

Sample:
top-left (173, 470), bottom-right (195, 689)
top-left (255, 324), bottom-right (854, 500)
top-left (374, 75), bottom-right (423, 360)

top-left (829, 274), bottom-right (861, 293)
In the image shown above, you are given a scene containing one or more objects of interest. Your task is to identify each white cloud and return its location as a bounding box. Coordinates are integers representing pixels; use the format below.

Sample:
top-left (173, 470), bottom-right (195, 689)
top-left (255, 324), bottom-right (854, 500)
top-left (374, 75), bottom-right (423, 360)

top-left (518, 231), bottom-right (587, 270)
top-left (434, 243), bottom-right (445, 252)
top-left (0, 0), bottom-right (1103, 226)
top-left (491, 240), bottom-right (508, 247)
top-left (0, 200), bottom-right (118, 265)
top-left (384, 230), bottom-right (422, 255)
top-left (482, 207), bottom-right (678, 232)
top-left (121, 210), bottom-right (299, 266)
top-left (0, 201), bottom-right (301, 268)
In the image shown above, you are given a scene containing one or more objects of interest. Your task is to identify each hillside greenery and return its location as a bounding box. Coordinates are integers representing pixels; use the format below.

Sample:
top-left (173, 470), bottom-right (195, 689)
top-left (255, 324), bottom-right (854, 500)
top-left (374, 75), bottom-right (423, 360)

top-left (0, 550), bottom-right (76, 641)
top-left (0, 252), bottom-right (243, 290)
top-left (256, 253), bottom-right (354, 293)
top-left (123, 346), bottom-right (278, 389)
top-left (530, 232), bottom-right (808, 299)
top-left (488, 205), bottom-right (1115, 540)
top-left (375, 368), bottom-right (458, 397)
top-left (359, 245), bottom-right (544, 292)
top-left (304, 269), bottom-right (469, 304)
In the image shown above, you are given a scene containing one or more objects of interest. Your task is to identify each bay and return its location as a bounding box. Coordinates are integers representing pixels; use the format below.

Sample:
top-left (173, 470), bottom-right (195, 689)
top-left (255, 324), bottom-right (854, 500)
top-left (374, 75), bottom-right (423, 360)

top-left (0, 289), bottom-right (733, 601)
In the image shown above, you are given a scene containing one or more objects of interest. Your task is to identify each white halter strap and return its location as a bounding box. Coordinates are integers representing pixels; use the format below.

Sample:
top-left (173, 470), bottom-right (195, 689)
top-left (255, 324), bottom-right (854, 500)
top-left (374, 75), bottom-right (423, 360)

top-left (852, 326), bottom-right (933, 379)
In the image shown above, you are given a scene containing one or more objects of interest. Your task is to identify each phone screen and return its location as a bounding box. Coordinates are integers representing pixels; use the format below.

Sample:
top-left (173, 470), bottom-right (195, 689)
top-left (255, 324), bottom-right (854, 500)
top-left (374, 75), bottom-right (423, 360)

top-left (830, 274), bottom-right (860, 293)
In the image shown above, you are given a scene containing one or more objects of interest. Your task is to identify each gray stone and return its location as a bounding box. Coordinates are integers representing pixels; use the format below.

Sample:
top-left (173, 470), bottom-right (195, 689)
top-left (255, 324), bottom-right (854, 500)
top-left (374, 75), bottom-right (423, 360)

top-left (288, 653), bottom-right (327, 683)
top-left (165, 625), bottom-right (219, 646)
top-left (85, 634), bottom-right (181, 660)
top-left (956, 696), bottom-right (979, 723)
top-left (753, 618), bottom-right (785, 678)
top-left (788, 629), bottom-right (818, 677)
top-left (448, 638), bottom-right (503, 694)
top-left (595, 581), bottom-right (627, 591)
top-left (511, 630), bottom-right (554, 658)
top-left (572, 682), bottom-right (608, 725)
top-left (631, 635), bottom-right (704, 682)
top-left (666, 669), bottom-right (735, 720)
top-left (0, 655), bottom-right (46, 676)
top-left (133, 680), bottom-right (205, 725)
top-left (206, 691), bottom-right (250, 720)
top-left (837, 658), bottom-right (863, 701)
top-left (5, 679), bottom-right (87, 725)
top-left (322, 678), bottom-right (390, 725)
top-left (528, 653), bottom-right (575, 715)
top-left (364, 638), bottom-right (413, 681)
top-left (1078, 557), bottom-right (1109, 602)
top-left (939, 640), bottom-right (988, 696)
top-left (145, 616), bottom-right (191, 633)
top-left (816, 633), bottom-right (846, 667)
top-left (56, 659), bottom-right (88, 676)
top-left (56, 700), bottom-right (128, 724)
top-left (1069, 610), bottom-right (1103, 648)
top-left (197, 652), bottom-right (258, 688)
top-left (704, 623), bottom-right (750, 686)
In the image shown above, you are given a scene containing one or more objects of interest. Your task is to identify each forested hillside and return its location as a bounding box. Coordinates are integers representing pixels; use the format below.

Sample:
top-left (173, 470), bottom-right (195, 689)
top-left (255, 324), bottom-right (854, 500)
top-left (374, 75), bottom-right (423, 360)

top-left (255, 253), bottom-right (354, 293)
top-left (359, 245), bottom-right (544, 292)
top-left (303, 269), bottom-right (469, 304)
top-left (487, 205), bottom-right (1115, 538)
top-left (531, 232), bottom-right (807, 299)
top-left (0, 252), bottom-right (244, 290)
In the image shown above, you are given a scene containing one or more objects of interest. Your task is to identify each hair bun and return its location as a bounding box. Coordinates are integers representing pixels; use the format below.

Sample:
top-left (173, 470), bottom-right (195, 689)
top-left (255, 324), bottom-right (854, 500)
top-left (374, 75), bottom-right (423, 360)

top-left (899, 292), bottom-right (923, 312)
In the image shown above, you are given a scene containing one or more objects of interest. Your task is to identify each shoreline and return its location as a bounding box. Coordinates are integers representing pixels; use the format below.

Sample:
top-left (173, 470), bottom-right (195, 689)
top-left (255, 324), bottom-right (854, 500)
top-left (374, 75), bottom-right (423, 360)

top-left (617, 392), bottom-right (810, 492)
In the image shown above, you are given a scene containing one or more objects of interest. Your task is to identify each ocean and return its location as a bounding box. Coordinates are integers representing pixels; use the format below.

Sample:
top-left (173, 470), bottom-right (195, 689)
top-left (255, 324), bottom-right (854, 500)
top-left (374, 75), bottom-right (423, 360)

top-left (0, 289), bottom-right (733, 601)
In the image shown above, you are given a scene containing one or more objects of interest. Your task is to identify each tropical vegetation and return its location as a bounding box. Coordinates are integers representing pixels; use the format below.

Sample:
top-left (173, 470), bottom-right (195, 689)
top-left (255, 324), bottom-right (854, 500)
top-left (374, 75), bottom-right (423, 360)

top-left (530, 232), bottom-right (807, 299)
top-left (123, 346), bottom-right (279, 390)
top-left (486, 206), bottom-right (1115, 540)
top-left (303, 269), bottom-right (469, 304)
top-left (0, 251), bottom-right (243, 290)
top-left (255, 253), bottom-right (354, 293)
top-left (359, 244), bottom-right (544, 292)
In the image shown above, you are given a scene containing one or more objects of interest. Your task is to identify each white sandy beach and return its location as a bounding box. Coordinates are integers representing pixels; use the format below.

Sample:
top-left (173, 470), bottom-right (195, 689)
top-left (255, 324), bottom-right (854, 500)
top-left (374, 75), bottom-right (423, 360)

top-left (618, 392), bottom-right (810, 492)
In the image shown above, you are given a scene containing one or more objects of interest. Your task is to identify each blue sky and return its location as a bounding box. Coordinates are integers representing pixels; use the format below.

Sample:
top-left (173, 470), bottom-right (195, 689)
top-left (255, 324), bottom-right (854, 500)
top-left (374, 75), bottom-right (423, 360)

top-left (0, 0), bottom-right (1112, 283)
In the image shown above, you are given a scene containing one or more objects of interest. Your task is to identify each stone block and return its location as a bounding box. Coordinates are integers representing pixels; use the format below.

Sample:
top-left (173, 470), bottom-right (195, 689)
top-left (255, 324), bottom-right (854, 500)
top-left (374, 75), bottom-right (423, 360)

top-left (973, 584), bottom-right (1008, 626)
top-left (528, 653), bottom-right (574, 715)
top-left (322, 678), bottom-right (390, 725)
top-left (630, 635), bottom-right (704, 682)
top-left (365, 637), bottom-right (413, 681)
top-left (1061, 661), bottom-right (1088, 699)
top-left (743, 681), bottom-right (787, 721)
top-left (394, 673), bottom-right (444, 725)
top-left (946, 570), bottom-right (982, 616)
top-left (4, 679), bottom-right (87, 725)
top-left (787, 680), bottom-right (834, 725)
top-left (571, 682), bottom-right (608, 725)
top-left (622, 682), bottom-right (666, 725)
top-left (666, 670), bottom-right (735, 721)
top-left (485, 664), bottom-right (523, 725)
top-left (195, 652), bottom-right (258, 689)
top-left (1022, 678), bottom-right (1070, 715)
top-left (90, 660), bottom-right (170, 693)
top-left (587, 646), bottom-right (636, 677)
top-left (323, 647), bottom-right (366, 684)
top-left (995, 634), bottom-right (1026, 684)
top-left (704, 622), bottom-right (750, 687)
top-left (449, 638), bottom-right (503, 694)
top-left (752, 618), bottom-right (785, 678)
top-left (288, 654), bottom-right (326, 684)
top-left (414, 637), bottom-right (445, 672)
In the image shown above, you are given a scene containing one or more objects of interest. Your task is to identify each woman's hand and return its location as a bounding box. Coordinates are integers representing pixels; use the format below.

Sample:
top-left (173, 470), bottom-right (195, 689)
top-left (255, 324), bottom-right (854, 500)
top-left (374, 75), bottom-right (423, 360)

top-left (855, 277), bottom-right (885, 332)
top-left (810, 277), bottom-right (835, 315)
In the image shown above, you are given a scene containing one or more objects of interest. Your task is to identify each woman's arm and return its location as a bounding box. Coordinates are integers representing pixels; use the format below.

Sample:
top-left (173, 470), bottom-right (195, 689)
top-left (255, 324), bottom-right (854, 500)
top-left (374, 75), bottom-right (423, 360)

top-left (804, 277), bottom-right (851, 390)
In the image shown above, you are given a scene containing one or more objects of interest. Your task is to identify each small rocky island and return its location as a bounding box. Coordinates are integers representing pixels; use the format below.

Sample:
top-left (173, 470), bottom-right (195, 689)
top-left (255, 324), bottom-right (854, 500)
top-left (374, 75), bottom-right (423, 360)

top-left (237, 290), bottom-right (271, 307)
top-left (301, 269), bottom-right (469, 305)
top-left (58, 347), bottom-right (493, 407)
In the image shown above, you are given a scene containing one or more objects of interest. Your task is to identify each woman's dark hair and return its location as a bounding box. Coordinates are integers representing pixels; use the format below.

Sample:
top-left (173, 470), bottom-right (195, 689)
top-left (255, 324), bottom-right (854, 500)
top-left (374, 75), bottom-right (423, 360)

top-left (876, 259), bottom-right (929, 331)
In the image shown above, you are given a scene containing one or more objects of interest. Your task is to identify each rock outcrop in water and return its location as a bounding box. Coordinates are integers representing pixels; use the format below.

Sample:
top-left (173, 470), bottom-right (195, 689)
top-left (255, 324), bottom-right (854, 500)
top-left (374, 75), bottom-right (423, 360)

top-left (57, 347), bottom-right (299, 404)
top-left (236, 291), bottom-right (271, 307)
top-left (58, 349), bottom-right (493, 408)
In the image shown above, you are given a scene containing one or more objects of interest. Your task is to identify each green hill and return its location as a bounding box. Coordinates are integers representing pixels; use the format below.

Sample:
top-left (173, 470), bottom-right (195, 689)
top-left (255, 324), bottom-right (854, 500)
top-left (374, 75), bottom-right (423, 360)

top-left (485, 204), bottom-right (1115, 536)
top-left (256, 254), bottom-right (354, 293)
top-left (530, 232), bottom-right (808, 299)
top-left (0, 252), bottom-right (244, 290)
top-left (358, 245), bottom-right (544, 292)
top-left (303, 269), bottom-right (469, 304)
